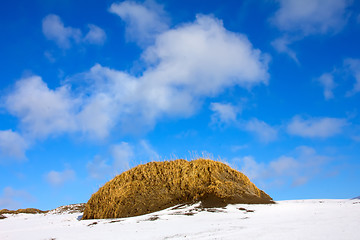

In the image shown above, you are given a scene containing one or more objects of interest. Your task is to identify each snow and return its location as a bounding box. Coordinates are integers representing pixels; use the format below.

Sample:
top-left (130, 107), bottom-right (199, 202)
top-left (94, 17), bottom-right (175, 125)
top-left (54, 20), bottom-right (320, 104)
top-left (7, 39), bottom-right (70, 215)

top-left (1, 199), bottom-right (359, 240)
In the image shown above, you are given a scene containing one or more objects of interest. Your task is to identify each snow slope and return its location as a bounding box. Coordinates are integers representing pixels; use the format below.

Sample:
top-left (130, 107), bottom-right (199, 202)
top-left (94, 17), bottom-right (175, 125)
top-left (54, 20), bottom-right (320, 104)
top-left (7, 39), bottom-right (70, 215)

top-left (1, 199), bottom-right (359, 240)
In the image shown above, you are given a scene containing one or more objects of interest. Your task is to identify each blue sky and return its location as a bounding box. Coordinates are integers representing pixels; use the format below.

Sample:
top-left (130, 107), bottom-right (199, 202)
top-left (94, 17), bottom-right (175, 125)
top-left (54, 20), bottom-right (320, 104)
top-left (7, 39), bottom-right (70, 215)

top-left (1, 0), bottom-right (360, 210)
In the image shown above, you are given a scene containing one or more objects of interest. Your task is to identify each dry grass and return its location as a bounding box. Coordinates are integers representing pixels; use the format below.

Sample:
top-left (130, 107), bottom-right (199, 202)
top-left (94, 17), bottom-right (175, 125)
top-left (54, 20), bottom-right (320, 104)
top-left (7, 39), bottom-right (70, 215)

top-left (0, 208), bottom-right (48, 214)
top-left (82, 158), bottom-right (273, 220)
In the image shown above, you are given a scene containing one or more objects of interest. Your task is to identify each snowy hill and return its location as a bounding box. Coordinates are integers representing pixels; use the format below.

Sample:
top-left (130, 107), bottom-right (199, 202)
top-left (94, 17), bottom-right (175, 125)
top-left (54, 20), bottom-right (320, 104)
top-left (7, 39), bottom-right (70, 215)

top-left (1, 199), bottom-right (359, 240)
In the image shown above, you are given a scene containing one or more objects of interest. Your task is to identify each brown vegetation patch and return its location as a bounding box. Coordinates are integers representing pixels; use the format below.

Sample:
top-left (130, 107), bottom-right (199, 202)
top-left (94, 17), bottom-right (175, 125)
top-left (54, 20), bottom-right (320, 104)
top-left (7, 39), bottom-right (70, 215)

top-left (0, 214), bottom-right (6, 219)
top-left (87, 221), bottom-right (98, 227)
top-left (238, 207), bottom-right (255, 213)
top-left (0, 208), bottom-right (48, 214)
top-left (82, 158), bottom-right (274, 219)
top-left (146, 215), bottom-right (160, 221)
top-left (205, 208), bottom-right (225, 213)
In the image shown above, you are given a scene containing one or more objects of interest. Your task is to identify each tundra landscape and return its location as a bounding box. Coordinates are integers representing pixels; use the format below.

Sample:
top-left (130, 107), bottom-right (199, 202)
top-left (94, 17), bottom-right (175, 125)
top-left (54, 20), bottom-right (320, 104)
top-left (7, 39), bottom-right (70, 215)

top-left (1, 0), bottom-right (360, 239)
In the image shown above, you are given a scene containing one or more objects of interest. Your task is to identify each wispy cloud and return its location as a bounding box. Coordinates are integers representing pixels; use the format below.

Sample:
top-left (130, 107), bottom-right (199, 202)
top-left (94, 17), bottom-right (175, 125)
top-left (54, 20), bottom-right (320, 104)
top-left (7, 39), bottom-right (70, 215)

top-left (316, 58), bottom-right (360, 98)
top-left (271, 35), bottom-right (299, 63)
top-left (344, 58), bottom-right (360, 96)
top-left (42, 14), bottom-right (81, 48)
top-left (210, 102), bottom-right (239, 127)
top-left (42, 14), bottom-right (106, 48)
top-left (109, 0), bottom-right (169, 46)
top-left (45, 168), bottom-right (76, 187)
top-left (287, 115), bottom-right (347, 138)
top-left (209, 102), bottom-right (277, 143)
top-left (244, 118), bottom-right (278, 143)
top-left (0, 130), bottom-right (28, 162)
top-left (270, 0), bottom-right (352, 61)
top-left (84, 24), bottom-right (107, 45)
top-left (87, 142), bottom-right (135, 180)
top-left (271, 0), bottom-right (351, 35)
top-left (239, 146), bottom-right (330, 188)
top-left (0, 187), bottom-right (34, 209)
top-left (87, 141), bottom-right (159, 180)
top-left (316, 73), bottom-right (337, 100)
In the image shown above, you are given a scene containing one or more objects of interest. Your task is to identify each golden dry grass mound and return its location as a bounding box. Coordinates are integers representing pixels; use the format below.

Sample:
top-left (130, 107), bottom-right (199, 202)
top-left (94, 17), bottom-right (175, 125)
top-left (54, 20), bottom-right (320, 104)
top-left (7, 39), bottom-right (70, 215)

top-left (82, 159), bottom-right (273, 219)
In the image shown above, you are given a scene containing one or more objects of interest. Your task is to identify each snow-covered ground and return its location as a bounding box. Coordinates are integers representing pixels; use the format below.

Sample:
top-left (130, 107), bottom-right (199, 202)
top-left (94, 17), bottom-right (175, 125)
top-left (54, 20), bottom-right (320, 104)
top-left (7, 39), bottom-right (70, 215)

top-left (1, 199), bottom-right (359, 240)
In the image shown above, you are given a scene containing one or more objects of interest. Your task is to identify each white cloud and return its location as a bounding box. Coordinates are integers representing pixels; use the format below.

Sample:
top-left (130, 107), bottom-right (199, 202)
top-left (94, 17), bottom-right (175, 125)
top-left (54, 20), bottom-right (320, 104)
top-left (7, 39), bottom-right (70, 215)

top-left (271, 36), bottom-right (299, 63)
top-left (270, 0), bottom-right (352, 61)
top-left (45, 168), bottom-right (75, 186)
top-left (0, 187), bottom-right (34, 209)
top-left (77, 92), bottom-right (116, 139)
top-left (4, 76), bottom-right (78, 139)
top-left (269, 156), bottom-right (299, 177)
top-left (271, 0), bottom-right (352, 35)
top-left (109, 0), bottom-right (169, 46)
top-left (244, 118), bottom-right (278, 143)
top-left (239, 156), bottom-right (266, 180)
top-left (0, 130), bottom-right (28, 161)
top-left (42, 14), bottom-right (106, 48)
top-left (317, 73), bottom-right (337, 99)
top-left (5, 15), bottom-right (269, 143)
top-left (80, 15), bottom-right (269, 134)
top-left (87, 142), bottom-right (134, 180)
top-left (239, 146), bottom-right (329, 188)
top-left (84, 24), bottom-right (107, 45)
top-left (209, 103), bottom-right (277, 143)
top-left (210, 102), bottom-right (239, 126)
top-left (42, 14), bottom-right (82, 48)
top-left (344, 58), bottom-right (360, 96)
top-left (87, 141), bottom-right (159, 179)
top-left (287, 116), bottom-right (347, 138)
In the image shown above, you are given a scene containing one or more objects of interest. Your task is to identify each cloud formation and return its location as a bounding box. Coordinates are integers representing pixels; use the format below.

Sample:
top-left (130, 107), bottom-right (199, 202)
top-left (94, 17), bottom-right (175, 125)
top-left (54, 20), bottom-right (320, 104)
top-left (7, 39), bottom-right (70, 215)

top-left (0, 187), bottom-right (34, 209)
top-left (42, 14), bottom-right (106, 48)
top-left (87, 142), bottom-right (134, 180)
top-left (84, 24), bottom-right (107, 45)
top-left (109, 0), bottom-right (169, 46)
top-left (239, 146), bottom-right (329, 187)
top-left (271, 0), bottom-right (351, 35)
top-left (42, 14), bottom-right (81, 48)
top-left (244, 118), bottom-right (278, 143)
top-left (5, 15), bottom-right (269, 143)
top-left (317, 73), bottom-right (337, 100)
top-left (45, 168), bottom-right (76, 186)
top-left (87, 141), bottom-right (159, 180)
top-left (271, 35), bottom-right (299, 63)
top-left (287, 116), bottom-right (347, 138)
top-left (210, 102), bottom-right (239, 126)
top-left (4, 76), bottom-right (78, 139)
top-left (0, 130), bottom-right (28, 161)
top-left (271, 0), bottom-right (352, 60)
top-left (344, 58), bottom-right (360, 96)
top-left (209, 103), bottom-right (277, 143)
